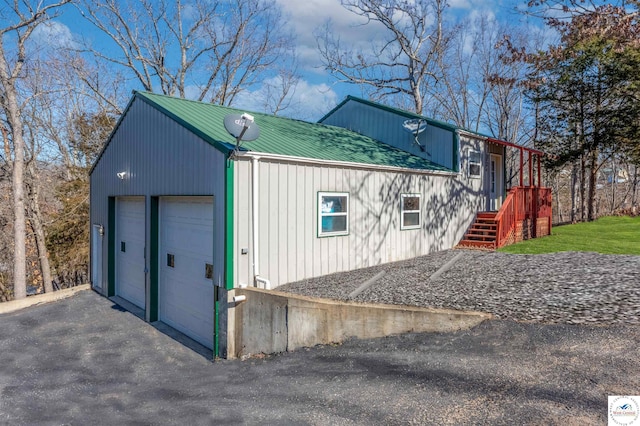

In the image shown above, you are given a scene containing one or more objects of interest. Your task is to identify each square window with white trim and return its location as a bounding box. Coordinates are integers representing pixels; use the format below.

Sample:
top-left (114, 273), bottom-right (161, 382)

top-left (468, 150), bottom-right (482, 178)
top-left (401, 194), bottom-right (421, 230)
top-left (318, 192), bottom-right (349, 237)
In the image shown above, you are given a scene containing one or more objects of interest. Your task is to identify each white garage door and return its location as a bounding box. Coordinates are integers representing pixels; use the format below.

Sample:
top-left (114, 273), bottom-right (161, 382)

top-left (116, 197), bottom-right (146, 309)
top-left (159, 197), bottom-right (214, 349)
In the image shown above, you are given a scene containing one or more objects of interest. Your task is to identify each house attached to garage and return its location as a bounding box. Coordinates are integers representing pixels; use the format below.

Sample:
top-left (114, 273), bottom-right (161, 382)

top-left (90, 91), bottom-right (549, 359)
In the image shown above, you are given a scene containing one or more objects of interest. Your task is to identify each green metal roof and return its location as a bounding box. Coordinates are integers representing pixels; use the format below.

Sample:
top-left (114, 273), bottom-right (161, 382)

top-left (135, 91), bottom-right (453, 172)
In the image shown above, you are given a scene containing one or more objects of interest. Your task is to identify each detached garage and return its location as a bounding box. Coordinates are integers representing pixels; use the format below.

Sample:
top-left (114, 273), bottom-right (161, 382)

top-left (90, 92), bottom-right (230, 357)
top-left (90, 91), bottom-right (492, 359)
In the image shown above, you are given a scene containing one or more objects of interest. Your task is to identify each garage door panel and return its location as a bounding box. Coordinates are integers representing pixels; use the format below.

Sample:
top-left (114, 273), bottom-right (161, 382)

top-left (116, 198), bottom-right (146, 309)
top-left (159, 197), bottom-right (214, 349)
top-left (163, 228), bottom-right (211, 255)
top-left (160, 270), bottom-right (213, 346)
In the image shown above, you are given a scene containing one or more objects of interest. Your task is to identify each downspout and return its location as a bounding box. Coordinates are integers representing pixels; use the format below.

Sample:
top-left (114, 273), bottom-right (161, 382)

top-left (252, 156), bottom-right (271, 290)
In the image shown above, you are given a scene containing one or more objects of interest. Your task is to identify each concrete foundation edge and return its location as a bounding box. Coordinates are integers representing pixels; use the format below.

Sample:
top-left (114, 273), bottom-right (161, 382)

top-left (228, 287), bottom-right (493, 359)
top-left (0, 284), bottom-right (91, 315)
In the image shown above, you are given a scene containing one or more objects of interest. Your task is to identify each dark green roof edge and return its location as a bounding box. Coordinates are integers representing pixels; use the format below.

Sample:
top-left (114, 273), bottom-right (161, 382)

top-left (134, 91), bottom-right (236, 155)
top-left (319, 95), bottom-right (459, 132)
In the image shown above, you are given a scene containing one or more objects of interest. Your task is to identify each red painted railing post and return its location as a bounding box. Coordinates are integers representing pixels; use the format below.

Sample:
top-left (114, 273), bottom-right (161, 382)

top-left (519, 148), bottom-right (524, 187)
top-left (528, 151), bottom-right (533, 187)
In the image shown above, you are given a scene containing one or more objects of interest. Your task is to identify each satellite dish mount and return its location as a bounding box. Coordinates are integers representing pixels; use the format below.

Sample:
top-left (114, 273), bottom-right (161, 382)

top-left (224, 113), bottom-right (260, 157)
top-left (402, 118), bottom-right (428, 152)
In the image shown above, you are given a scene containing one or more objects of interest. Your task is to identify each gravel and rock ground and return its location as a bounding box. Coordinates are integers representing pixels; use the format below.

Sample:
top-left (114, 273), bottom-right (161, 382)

top-left (279, 250), bottom-right (640, 325)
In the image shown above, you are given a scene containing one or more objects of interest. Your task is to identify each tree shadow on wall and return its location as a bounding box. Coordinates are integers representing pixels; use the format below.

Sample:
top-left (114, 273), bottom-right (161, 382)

top-left (347, 171), bottom-right (483, 265)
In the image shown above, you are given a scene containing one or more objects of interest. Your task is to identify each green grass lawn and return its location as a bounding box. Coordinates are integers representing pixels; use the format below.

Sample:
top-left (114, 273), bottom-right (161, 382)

top-left (498, 215), bottom-right (640, 255)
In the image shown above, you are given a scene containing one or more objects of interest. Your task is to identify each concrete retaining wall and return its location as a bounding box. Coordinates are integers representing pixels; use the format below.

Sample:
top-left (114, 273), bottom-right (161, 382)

top-left (227, 287), bottom-right (492, 359)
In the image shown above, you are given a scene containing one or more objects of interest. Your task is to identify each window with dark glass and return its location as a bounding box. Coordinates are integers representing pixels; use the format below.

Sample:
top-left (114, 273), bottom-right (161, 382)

top-left (401, 194), bottom-right (421, 230)
top-left (469, 150), bottom-right (482, 178)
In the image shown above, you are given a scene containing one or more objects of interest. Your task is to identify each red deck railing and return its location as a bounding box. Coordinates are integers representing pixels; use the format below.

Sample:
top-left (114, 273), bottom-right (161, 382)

top-left (495, 186), bottom-right (552, 248)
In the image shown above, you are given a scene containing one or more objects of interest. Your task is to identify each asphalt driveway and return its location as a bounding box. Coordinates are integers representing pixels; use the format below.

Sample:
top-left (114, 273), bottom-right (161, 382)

top-left (0, 290), bottom-right (638, 425)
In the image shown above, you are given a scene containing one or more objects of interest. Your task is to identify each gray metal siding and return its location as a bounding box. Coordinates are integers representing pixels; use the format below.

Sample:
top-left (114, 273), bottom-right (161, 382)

top-left (90, 98), bottom-right (227, 304)
top-left (321, 101), bottom-right (455, 169)
top-left (234, 155), bottom-right (483, 289)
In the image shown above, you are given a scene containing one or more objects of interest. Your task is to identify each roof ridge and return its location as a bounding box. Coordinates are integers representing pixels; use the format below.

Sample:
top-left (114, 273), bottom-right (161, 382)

top-left (135, 90), bottom-right (326, 128)
top-left (319, 95), bottom-right (458, 132)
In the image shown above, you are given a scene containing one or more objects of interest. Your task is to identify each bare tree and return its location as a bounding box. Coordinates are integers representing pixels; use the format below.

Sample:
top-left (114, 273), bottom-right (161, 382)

top-left (24, 50), bottom-right (121, 289)
top-left (262, 69), bottom-right (300, 116)
top-left (77, 0), bottom-right (294, 106)
top-left (316, 0), bottom-right (450, 115)
top-left (484, 32), bottom-right (537, 146)
top-left (0, 0), bottom-right (71, 299)
top-left (424, 13), bottom-right (503, 132)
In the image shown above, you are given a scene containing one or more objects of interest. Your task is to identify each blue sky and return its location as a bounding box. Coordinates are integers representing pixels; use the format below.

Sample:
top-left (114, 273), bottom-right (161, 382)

top-left (42, 0), bottom-right (542, 121)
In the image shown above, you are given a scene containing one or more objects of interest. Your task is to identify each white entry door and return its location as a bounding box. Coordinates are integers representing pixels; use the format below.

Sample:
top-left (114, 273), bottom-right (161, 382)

top-left (116, 197), bottom-right (146, 309)
top-left (490, 154), bottom-right (503, 211)
top-left (159, 197), bottom-right (214, 349)
top-left (91, 224), bottom-right (103, 290)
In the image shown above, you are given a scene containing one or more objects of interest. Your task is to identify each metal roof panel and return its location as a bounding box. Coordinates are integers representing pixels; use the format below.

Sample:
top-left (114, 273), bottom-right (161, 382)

top-left (135, 91), bottom-right (453, 172)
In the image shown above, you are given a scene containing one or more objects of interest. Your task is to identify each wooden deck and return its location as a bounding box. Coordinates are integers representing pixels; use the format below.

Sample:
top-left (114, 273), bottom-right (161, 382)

top-left (458, 186), bottom-right (552, 250)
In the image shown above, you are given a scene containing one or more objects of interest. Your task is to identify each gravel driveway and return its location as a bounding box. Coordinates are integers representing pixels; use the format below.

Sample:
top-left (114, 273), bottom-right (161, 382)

top-left (279, 250), bottom-right (640, 325)
top-left (0, 291), bottom-right (638, 425)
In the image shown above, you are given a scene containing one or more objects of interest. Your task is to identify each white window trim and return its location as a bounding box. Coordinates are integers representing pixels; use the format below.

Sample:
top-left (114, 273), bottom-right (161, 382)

top-left (400, 193), bottom-right (421, 230)
top-left (318, 191), bottom-right (349, 237)
top-left (468, 149), bottom-right (482, 178)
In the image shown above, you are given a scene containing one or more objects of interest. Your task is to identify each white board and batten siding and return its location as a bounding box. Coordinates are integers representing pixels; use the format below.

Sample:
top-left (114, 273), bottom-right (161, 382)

top-left (233, 151), bottom-right (484, 289)
top-left (90, 97), bottom-right (227, 304)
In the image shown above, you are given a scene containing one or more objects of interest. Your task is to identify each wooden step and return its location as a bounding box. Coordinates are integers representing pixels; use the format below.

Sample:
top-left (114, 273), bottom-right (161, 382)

top-left (477, 212), bottom-right (497, 219)
top-left (467, 225), bottom-right (497, 232)
top-left (457, 212), bottom-right (500, 251)
top-left (456, 239), bottom-right (496, 249)
top-left (468, 230), bottom-right (496, 237)
top-left (468, 224), bottom-right (496, 231)
top-left (475, 216), bottom-right (496, 222)
top-left (476, 217), bottom-right (496, 223)
top-left (463, 234), bottom-right (496, 242)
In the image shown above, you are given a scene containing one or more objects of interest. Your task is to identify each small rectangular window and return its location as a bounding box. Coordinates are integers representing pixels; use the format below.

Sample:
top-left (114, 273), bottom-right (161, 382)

top-left (120, 241), bottom-right (126, 252)
top-left (401, 194), bottom-right (421, 230)
top-left (205, 263), bottom-right (213, 279)
top-left (318, 192), bottom-right (349, 237)
top-left (167, 253), bottom-right (175, 268)
top-left (469, 150), bottom-right (482, 178)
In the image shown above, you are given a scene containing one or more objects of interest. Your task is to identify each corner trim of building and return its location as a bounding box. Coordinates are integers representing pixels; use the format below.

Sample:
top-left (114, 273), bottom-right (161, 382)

top-left (224, 158), bottom-right (235, 291)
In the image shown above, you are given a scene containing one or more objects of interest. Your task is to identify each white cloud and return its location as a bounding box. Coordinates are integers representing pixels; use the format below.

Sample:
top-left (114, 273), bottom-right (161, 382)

top-left (448, 0), bottom-right (473, 9)
top-left (232, 78), bottom-right (339, 121)
top-left (30, 21), bottom-right (76, 49)
top-left (275, 0), bottom-right (384, 71)
top-left (288, 79), bottom-right (339, 120)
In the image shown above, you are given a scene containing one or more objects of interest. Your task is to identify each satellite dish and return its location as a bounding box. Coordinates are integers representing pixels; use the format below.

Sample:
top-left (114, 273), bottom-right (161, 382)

top-left (402, 118), bottom-right (428, 152)
top-left (402, 119), bottom-right (427, 135)
top-left (224, 113), bottom-right (260, 156)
